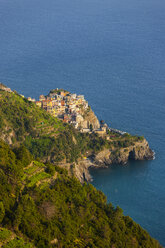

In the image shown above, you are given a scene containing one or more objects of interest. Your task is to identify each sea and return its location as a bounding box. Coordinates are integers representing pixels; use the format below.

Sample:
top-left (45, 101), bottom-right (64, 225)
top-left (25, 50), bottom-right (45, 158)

top-left (0, 0), bottom-right (165, 245)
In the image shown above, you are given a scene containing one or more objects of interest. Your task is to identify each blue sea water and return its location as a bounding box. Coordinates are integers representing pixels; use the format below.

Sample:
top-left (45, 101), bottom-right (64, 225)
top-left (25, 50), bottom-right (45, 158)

top-left (0, 0), bottom-right (165, 245)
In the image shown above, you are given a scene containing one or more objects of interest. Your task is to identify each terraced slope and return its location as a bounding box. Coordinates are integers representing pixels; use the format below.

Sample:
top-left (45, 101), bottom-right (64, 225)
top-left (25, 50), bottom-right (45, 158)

top-left (0, 90), bottom-right (83, 163)
top-left (23, 161), bottom-right (57, 189)
top-left (0, 90), bottom-right (65, 145)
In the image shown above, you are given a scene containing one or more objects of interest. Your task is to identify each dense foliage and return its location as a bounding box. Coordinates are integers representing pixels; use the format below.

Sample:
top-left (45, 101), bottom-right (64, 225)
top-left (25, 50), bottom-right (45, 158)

top-left (0, 227), bottom-right (33, 248)
top-left (0, 140), bottom-right (161, 248)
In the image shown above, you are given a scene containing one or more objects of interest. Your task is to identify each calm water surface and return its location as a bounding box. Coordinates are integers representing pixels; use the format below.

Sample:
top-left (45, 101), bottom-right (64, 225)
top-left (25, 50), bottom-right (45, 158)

top-left (0, 0), bottom-right (165, 245)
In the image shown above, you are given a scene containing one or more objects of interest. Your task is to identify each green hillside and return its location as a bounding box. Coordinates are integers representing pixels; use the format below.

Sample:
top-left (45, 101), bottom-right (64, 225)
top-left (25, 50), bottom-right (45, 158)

top-left (0, 90), bottom-right (85, 162)
top-left (0, 88), bottom-right (161, 247)
top-left (0, 140), bottom-right (161, 248)
top-left (0, 90), bottom-right (65, 142)
top-left (0, 90), bottom-right (145, 165)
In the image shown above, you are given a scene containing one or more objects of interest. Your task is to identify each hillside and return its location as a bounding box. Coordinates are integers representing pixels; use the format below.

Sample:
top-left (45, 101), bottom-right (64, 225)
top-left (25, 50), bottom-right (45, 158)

top-left (0, 89), bottom-right (154, 180)
top-left (0, 90), bottom-right (66, 145)
top-left (0, 89), bottom-right (87, 163)
top-left (0, 140), bottom-right (162, 248)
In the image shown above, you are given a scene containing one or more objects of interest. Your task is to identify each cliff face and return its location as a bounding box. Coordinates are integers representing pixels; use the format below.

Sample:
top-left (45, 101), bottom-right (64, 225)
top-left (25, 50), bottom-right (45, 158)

top-left (80, 108), bottom-right (100, 129)
top-left (72, 139), bottom-right (154, 183)
top-left (92, 138), bottom-right (154, 167)
top-left (71, 160), bottom-right (93, 183)
top-left (0, 128), bottom-right (15, 145)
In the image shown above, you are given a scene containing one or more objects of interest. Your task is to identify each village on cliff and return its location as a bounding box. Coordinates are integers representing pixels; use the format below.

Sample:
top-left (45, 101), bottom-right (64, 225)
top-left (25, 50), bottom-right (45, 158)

top-left (28, 88), bottom-right (126, 136)
top-left (28, 88), bottom-right (108, 135)
top-left (0, 83), bottom-right (126, 136)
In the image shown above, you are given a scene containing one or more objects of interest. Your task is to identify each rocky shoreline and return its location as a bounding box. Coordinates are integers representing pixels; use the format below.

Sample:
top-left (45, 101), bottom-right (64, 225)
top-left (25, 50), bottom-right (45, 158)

top-left (70, 138), bottom-right (154, 183)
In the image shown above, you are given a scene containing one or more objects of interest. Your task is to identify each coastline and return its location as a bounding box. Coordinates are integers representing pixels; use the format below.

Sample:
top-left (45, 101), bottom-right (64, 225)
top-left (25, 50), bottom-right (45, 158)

top-left (0, 86), bottom-right (154, 184)
top-left (58, 138), bottom-right (154, 183)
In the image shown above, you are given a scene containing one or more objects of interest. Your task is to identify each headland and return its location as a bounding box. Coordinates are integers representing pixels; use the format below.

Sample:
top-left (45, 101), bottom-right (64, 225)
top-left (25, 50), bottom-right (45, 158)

top-left (0, 85), bottom-right (154, 183)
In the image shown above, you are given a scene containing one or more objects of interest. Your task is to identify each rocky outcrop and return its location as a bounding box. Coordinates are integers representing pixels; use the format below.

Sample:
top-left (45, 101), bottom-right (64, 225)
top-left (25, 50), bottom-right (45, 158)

top-left (0, 83), bottom-right (12, 92)
top-left (80, 108), bottom-right (100, 129)
top-left (71, 160), bottom-right (93, 183)
top-left (92, 138), bottom-right (154, 167)
top-left (53, 161), bottom-right (93, 184)
top-left (71, 139), bottom-right (154, 183)
top-left (0, 128), bottom-right (15, 145)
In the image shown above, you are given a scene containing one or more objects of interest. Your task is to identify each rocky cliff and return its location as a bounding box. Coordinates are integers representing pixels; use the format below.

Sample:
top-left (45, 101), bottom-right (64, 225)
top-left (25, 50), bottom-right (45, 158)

top-left (80, 107), bottom-right (100, 129)
top-left (72, 138), bottom-right (154, 183)
top-left (92, 138), bottom-right (154, 166)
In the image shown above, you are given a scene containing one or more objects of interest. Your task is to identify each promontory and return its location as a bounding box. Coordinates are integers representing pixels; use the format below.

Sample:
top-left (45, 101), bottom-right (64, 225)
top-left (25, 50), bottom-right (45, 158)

top-left (0, 84), bottom-right (161, 248)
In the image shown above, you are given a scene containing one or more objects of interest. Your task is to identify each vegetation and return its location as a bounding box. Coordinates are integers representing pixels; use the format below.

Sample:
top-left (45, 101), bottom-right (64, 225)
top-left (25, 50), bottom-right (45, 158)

top-left (0, 227), bottom-right (34, 248)
top-left (0, 89), bottom-right (160, 247)
top-left (0, 91), bottom-right (145, 164)
top-left (49, 88), bottom-right (69, 94)
top-left (0, 228), bottom-right (12, 241)
top-left (0, 139), bottom-right (161, 248)
top-left (0, 90), bottom-right (64, 141)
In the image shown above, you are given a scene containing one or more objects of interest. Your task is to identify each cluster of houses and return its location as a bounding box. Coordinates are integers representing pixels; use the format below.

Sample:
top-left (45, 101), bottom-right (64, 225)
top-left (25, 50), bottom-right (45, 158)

top-left (27, 88), bottom-right (126, 137)
top-left (32, 89), bottom-right (89, 129)
top-left (0, 82), bottom-right (126, 137)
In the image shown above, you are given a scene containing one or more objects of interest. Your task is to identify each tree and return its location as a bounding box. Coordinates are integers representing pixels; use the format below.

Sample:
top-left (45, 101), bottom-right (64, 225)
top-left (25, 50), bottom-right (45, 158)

top-left (14, 145), bottom-right (33, 167)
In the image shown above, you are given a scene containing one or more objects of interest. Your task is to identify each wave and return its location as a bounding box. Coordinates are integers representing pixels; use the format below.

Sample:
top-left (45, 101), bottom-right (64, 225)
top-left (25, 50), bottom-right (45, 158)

top-left (152, 150), bottom-right (156, 160)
